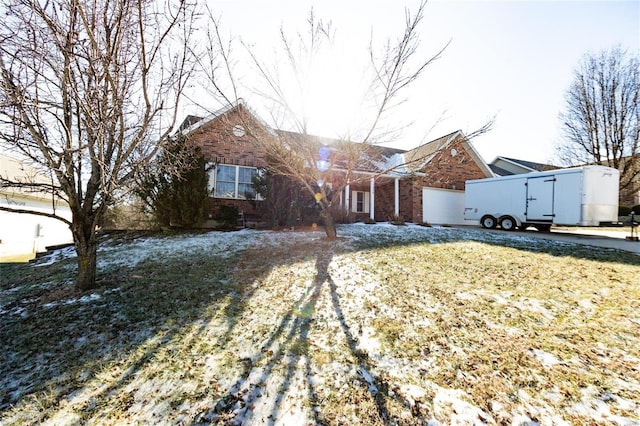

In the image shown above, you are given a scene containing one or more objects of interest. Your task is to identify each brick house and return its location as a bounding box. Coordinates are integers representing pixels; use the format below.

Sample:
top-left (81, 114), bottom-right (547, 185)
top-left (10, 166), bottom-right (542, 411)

top-left (180, 101), bottom-right (493, 225)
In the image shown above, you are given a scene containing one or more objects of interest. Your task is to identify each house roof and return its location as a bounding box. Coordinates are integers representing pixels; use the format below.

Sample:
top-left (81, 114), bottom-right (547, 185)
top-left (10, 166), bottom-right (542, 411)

top-left (488, 163), bottom-right (514, 176)
top-left (402, 130), bottom-right (494, 178)
top-left (179, 100), bottom-right (276, 138)
top-left (274, 129), bottom-right (404, 175)
top-left (403, 130), bottom-right (461, 173)
top-left (177, 115), bottom-right (204, 132)
top-left (179, 103), bottom-right (493, 178)
top-left (491, 156), bottom-right (559, 175)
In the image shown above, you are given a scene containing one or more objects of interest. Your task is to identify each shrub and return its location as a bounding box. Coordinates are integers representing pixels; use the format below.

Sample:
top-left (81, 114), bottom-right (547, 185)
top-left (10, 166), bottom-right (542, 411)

top-left (364, 217), bottom-right (377, 224)
top-left (389, 214), bottom-right (405, 226)
top-left (631, 205), bottom-right (640, 215)
top-left (212, 204), bottom-right (239, 229)
top-left (330, 206), bottom-right (356, 224)
top-left (251, 171), bottom-right (321, 227)
top-left (135, 135), bottom-right (208, 229)
top-left (619, 205), bottom-right (632, 216)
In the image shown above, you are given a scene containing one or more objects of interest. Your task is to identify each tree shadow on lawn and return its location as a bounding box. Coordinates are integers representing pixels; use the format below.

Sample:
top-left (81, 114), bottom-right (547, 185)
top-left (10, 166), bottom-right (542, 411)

top-left (0, 250), bottom-right (241, 422)
top-left (1, 224), bottom-right (638, 424)
top-left (0, 230), bottom-right (402, 424)
top-left (191, 241), bottom-right (400, 425)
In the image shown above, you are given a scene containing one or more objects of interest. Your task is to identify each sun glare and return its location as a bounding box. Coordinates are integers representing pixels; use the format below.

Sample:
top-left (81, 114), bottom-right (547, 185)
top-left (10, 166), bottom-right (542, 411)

top-left (299, 48), bottom-right (370, 139)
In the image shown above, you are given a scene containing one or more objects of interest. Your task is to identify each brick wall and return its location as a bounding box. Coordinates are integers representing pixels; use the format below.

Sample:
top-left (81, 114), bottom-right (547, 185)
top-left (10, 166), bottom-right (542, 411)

top-left (419, 137), bottom-right (488, 191)
top-left (374, 179), bottom-right (396, 221)
top-left (188, 106), bottom-right (270, 218)
top-left (408, 136), bottom-right (488, 223)
top-left (189, 107), bottom-right (269, 169)
top-left (348, 135), bottom-right (489, 223)
top-left (188, 108), bottom-right (491, 225)
top-left (373, 178), bottom-right (417, 223)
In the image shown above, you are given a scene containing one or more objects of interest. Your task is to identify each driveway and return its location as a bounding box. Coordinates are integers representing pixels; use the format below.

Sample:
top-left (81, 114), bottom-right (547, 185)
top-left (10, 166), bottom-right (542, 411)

top-left (468, 226), bottom-right (640, 255)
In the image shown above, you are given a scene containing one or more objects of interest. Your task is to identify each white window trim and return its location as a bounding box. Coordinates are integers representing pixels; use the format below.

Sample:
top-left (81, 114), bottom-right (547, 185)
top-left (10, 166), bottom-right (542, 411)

top-left (351, 190), bottom-right (370, 214)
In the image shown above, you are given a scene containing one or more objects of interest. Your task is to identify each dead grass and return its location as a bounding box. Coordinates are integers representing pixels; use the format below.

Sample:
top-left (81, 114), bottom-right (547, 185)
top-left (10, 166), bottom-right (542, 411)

top-left (1, 226), bottom-right (639, 425)
top-left (359, 241), bottom-right (639, 420)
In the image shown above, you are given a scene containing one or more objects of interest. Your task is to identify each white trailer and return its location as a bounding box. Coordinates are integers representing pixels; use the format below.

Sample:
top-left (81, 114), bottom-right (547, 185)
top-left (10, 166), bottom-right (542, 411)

top-left (464, 165), bottom-right (619, 231)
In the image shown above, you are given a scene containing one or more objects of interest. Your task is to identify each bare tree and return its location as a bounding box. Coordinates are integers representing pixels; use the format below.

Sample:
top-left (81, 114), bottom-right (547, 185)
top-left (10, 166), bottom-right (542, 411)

top-left (197, 2), bottom-right (489, 239)
top-left (0, 0), bottom-right (198, 290)
top-left (557, 47), bottom-right (640, 203)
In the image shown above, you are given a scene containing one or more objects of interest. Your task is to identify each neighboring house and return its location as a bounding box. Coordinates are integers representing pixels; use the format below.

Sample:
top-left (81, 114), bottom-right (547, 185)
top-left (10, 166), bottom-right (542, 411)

top-left (489, 156), bottom-right (559, 176)
top-left (0, 154), bottom-right (73, 260)
top-left (602, 154), bottom-right (640, 207)
top-left (181, 101), bottom-right (493, 226)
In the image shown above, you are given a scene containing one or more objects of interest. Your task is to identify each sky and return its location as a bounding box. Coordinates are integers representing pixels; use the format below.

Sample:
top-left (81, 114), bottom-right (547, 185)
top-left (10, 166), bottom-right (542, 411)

top-left (198, 0), bottom-right (640, 165)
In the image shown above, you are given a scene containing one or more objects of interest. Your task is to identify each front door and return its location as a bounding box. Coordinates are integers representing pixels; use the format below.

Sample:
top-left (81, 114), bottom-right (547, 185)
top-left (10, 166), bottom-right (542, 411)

top-left (526, 176), bottom-right (555, 221)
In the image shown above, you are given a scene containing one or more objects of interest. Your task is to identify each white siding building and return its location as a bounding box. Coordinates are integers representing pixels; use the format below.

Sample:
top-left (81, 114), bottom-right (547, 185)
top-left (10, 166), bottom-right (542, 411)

top-left (0, 154), bottom-right (73, 261)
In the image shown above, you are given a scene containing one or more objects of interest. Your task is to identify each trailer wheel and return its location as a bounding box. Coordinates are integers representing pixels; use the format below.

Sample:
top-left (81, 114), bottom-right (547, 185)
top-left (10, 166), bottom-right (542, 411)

top-left (481, 215), bottom-right (497, 229)
top-left (500, 216), bottom-right (517, 231)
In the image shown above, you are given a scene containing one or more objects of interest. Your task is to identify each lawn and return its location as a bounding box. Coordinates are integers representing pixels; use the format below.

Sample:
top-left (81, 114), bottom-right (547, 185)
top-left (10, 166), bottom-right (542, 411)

top-left (1, 224), bottom-right (639, 425)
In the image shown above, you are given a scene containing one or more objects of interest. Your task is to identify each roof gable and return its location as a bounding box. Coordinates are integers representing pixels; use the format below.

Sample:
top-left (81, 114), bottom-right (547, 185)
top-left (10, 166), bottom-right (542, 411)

top-left (402, 131), bottom-right (493, 178)
top-left (179, 100), bottom-right (275, 138)
top-left (403, 130), bottom-right (461, 172)
top-left (179, 103), bottom-right (492, 178)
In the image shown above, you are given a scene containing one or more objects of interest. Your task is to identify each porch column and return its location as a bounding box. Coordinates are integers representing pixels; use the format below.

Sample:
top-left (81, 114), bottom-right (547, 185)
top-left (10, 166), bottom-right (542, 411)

top-left (345, 184), bottom-right (350, 213)
top-left (394, 178), bottom-right (400, 217)
top-left (370, 178), bottom-right (375, 220)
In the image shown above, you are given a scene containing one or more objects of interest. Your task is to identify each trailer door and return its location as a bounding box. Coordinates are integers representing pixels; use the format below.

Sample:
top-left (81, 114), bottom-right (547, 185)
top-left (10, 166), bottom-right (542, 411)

top-left (526, 176), bottom-right (555, 221)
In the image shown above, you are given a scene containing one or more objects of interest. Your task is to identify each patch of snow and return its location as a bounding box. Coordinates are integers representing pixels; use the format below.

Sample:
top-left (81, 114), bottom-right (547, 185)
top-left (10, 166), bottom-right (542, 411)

top-left (484, 320), bottom-right (522, 336)
top-left (357, 326), bottom-right (381, 354)
top-left (529, 349), bottom-right (561, 368)
top-left (41, 408), bottom-right (81, 426)
top-left (32, 245), bottom-right (77, 267)
top-left (431, 384), bottom-right (494, 424)
top-left (414, 319), bottom-right (433, 328)
top-left (42, 293), bottom-right (101, 309)
top-left (0, 305), bottom-right (28, 317)
top-left (567, 385), bottom-right (640, 426)
top-left (358, 366), bottom-right (378, 395)
top-left (455, 291), bottom-right (478, 301)
top-left (7, 223), bottom-right (640, 425)
top-left (513, 298), bottom-right (556, 320)
top-left (578, 298), bottom-right (596, 312)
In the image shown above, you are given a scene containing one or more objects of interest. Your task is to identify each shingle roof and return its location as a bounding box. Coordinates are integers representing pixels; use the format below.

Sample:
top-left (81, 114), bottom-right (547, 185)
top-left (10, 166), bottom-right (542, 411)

top-left (177, 115), bottom-right (204, 132)
top-left (402, 130), bottom-right (461, 173)
top-left (179, 103), bottom-right (492, 178)
top-left (499, 157), bottom-right (559, 172)
top-left (488, 164), bottom-right (513, 176)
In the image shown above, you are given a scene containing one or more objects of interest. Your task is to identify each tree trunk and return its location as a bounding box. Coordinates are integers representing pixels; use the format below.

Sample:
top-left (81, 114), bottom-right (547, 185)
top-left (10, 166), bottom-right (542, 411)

top-left (320, 209), bottom-right (337, 240)
top-left (72, 220), bottom-right (98, 291)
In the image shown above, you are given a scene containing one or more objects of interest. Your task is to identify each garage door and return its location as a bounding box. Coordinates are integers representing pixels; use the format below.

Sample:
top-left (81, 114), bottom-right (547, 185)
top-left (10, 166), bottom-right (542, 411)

top-left (422, 188), bottom-right (466, 225)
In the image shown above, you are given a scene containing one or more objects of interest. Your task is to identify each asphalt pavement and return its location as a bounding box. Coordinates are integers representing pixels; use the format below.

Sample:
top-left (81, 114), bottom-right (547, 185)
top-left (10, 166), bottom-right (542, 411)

top-left (504, 226), bottom-right (640, 255)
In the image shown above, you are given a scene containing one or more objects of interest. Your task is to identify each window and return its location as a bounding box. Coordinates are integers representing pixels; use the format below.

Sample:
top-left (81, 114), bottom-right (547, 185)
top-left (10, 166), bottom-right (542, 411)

top-left (212, 165), bottom-right (258, 199)
top-left (237, 166), bottom-right (256, 199)
top-left (351, 190), bottom-right (370, 213)
top-left (214, 165), bottom-right (236, 198)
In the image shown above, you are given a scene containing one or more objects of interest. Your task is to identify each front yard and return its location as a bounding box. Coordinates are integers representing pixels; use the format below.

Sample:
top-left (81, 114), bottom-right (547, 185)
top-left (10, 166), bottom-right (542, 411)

top-left (1, 224), bottom-right (639, 425)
